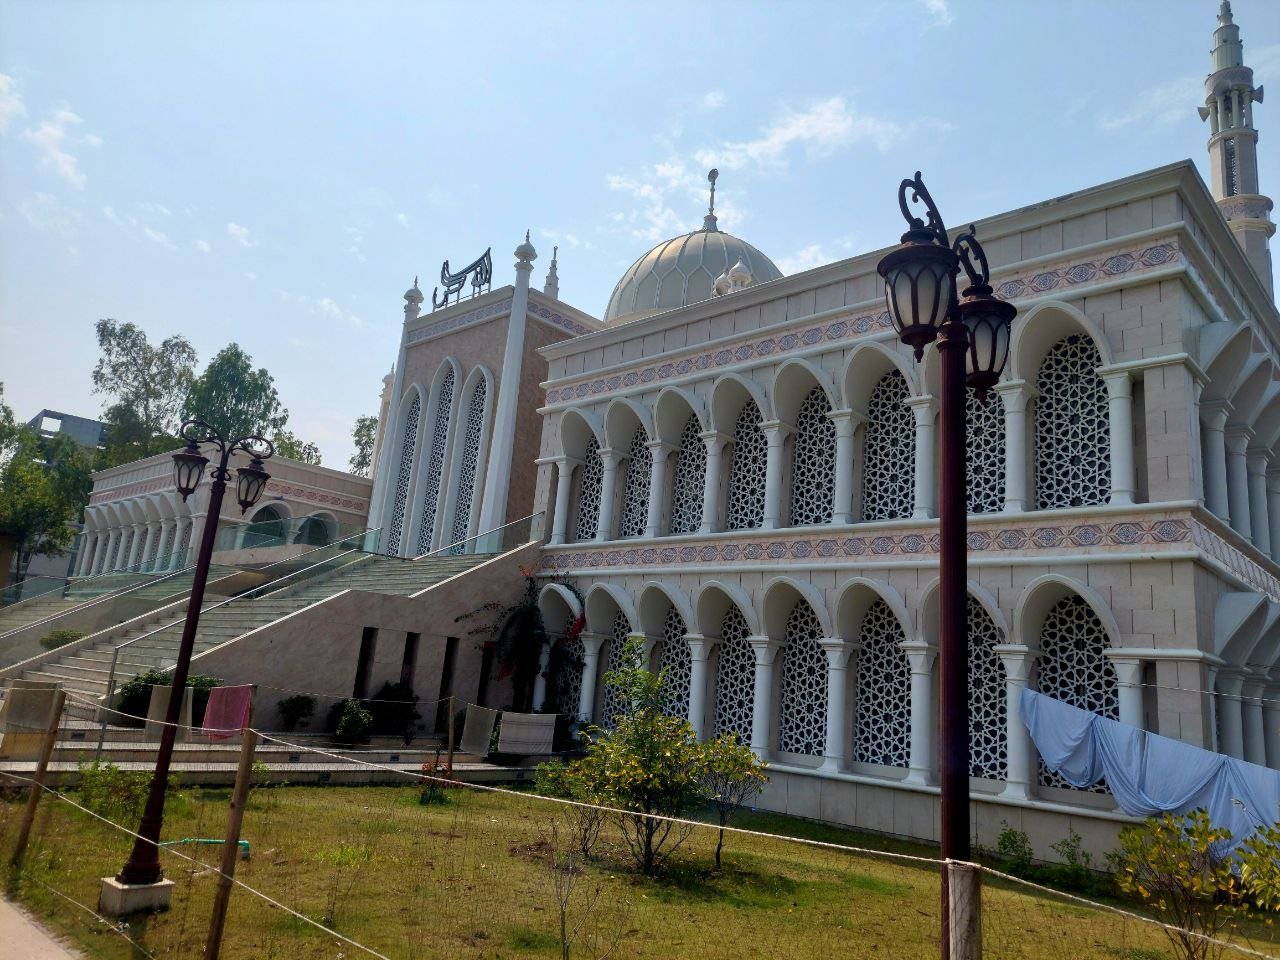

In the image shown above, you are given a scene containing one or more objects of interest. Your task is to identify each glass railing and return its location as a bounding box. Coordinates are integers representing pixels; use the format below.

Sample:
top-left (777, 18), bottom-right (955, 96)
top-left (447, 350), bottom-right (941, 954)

top-left (215, 515), bottom-right (374, 553)
top-left (405, 511), bottom-right (545, 560)
top-left (1, 544), bottom-right (197, 610)
top-left (2, 574), bottom-right (68, 607)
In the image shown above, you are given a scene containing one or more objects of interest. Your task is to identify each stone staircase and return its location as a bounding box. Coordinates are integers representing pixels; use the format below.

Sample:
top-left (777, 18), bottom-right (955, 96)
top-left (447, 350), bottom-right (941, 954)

top-left (2, 553), bottom-right (490, 716)
top-left (0, 593), bottom-right (88, 635)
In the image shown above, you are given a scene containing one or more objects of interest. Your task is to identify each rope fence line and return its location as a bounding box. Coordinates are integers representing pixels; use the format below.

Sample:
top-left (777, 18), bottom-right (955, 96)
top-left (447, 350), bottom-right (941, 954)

top-left (14, 867), bottom-right (158, 959)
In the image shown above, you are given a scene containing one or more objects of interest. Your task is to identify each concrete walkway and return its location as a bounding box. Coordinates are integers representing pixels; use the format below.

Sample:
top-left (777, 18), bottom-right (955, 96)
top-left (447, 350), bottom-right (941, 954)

top-left (0, 897), bottom-right (85, 958)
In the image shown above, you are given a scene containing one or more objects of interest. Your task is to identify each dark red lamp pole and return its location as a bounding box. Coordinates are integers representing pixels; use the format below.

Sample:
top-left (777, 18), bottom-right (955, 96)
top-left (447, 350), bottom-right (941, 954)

top-left (115, 420), bottom-right (273, 887)
top-left (877, 174), bottom-right (1016, 958)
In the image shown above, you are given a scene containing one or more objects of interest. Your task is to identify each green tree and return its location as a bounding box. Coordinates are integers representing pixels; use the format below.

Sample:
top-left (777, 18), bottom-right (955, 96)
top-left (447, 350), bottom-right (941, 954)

top-left (184, 343), bottom-right (289, 439)
top-left (349, 414), bottom-right (377, 477)
top-left (699, 733), bottom-right (768, 869)
top-left (272, 429), bottom-right (322, 465)
top-left (92, 319), bottom-right (196, 443)
top-left (97, 402), bottom-right (181, 468)
top-left (0, 385), bottom-right (94, 588)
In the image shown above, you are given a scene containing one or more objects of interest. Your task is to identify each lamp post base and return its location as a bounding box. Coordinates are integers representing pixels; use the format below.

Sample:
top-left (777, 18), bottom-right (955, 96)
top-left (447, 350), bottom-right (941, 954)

top-left (99, 876), bottom-right (174, 916)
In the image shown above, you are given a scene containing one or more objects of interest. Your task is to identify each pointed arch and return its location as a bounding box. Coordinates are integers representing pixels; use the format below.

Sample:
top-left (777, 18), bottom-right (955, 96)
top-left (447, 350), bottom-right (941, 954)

top-left (761, 576), bottom-right (835, 639)
top-left (1007, 300), bottom-right (1113, 384)
top-left (654, 386), bottom-right (706, 444)
top-left (383, 383), bottom-right (426, 556)
top-left (841, 342), bottom-right (918, 415)
top-left (584, 581), bottom-right (638, 635)
top-left (414, 358), bottom-right (462, 554)
top-left (771, 358), bottom-right (838, 423)
top-left (637, 581), bottom-right (695, 638)
top-left (709, 373), bottom-right (770, 435)
top-left (695, 580), bottom-right (762, 638)
top-left (443, 366), bottom-right (494, 550)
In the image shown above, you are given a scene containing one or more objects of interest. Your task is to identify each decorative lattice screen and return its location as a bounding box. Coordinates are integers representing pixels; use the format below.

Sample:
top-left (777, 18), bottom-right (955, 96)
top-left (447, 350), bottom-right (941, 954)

top-left (600, 612), bottom-right (632, 729)
top-left (725, 400), bottom-right (767, 531)
top-left (385, 392), bottom-right (420, 557)
top-left (778, 600), bottom-right (828, 756)
top-left (669, 415), bottom-right (706, 535)
top-left (449, 377), bottom-right (487, 550)
top-left (861, 371), bottom-right (915, 521)
top-left (1034, 334), bottom-right (1110, 510)
top-left (574, 437), bottom-right (604, 542)
top-left (967, 597), bottom-right (1008, 779)
top-left (713, 606), bottom-right (755, 741)
top-left (416, 368), bottom-right (455, 554)
top-left (966, 387), bottom-right (1006, 515)
top-left (617, 427), bottom-right (652, 539)
top-left (791, 387), bottom-right (836, 527)
top-left (854, 599), bottom-right (911, 767)
top-left (658, 604), bottom-right (691, 719)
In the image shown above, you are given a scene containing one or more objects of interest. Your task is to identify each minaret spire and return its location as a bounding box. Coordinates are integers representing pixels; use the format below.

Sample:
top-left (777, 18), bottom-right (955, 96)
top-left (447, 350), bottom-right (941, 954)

top-left (702, 168), bottom-right (720, 232)
top-left (543, 245), bottom-right (560, 299)
top-left (1199, 1), bottom-right (1273, 296)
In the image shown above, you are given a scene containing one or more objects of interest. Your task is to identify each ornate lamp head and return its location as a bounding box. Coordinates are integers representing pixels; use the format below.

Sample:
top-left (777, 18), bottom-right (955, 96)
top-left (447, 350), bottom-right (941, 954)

top-left (953, 228), bottom-right (1016, 397)
top-left (235, 456), bottom-right (271, 514)
top-left (172, 441), bottom-right (209, 501)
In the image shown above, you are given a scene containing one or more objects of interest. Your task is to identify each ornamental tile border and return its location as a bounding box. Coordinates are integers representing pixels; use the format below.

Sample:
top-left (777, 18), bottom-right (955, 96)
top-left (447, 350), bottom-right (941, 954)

top-left (1189, 519), bottom-right (1280, 602)
top-left (406, 297), bottom-right (593, 347)
top-left (540, 517), bottom-right (1193, 572)
top-left (543, 241), bottom-right (1181, 405)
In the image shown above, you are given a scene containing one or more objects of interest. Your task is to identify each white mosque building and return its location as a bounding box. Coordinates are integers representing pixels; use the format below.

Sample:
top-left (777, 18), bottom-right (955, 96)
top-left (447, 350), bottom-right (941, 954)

top-left (46, 2), bottom-right (1276, 854)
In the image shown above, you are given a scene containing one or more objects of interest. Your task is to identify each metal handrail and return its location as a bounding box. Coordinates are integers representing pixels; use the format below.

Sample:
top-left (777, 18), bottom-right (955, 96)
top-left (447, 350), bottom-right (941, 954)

top-left (1, 545), bottom-right (193, 611)
top-left (405, 511), bottom-right (545, 561)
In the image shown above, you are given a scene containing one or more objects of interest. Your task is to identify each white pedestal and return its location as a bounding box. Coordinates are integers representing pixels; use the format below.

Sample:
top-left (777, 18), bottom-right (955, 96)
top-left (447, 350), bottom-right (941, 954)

top-left (99, 876), bottom-right (175, 915)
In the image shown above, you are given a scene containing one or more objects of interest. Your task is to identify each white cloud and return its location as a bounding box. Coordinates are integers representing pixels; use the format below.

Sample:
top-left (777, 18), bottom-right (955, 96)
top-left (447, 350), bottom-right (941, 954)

top-left (139, 201), bottom-right (171, 217)
top-left (276, 289), bottom-right (364, 328)
top-left (921, 0), bottom-right (953, 27)
top-left (396, 212), bottom-right (409, 227)
top-left (19, 192), bottom-right (81, 239)
top-left (700, 90), bottom-right (726, 110)
top-left (245, 272), bottom-right (258, 281)
top-left (142, 225), bottom-right (174, 247)
top-left (775, 244), bottom-right (835, 276)
top-left (226, 221), bottom-right (256, 246)
top-left (538, 227), bottom-right (591, 250)
top-left (21, 107), bottom-right (96, 189)
top-left (1098, 74), bottom-right (1200, 131)
top-left (0, 73), bottom-right (26, 132)
top-left (194, 239), bottom-right (211, 253)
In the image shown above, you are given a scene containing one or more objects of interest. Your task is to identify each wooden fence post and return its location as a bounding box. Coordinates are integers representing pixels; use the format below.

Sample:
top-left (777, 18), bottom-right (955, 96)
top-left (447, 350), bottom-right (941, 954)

top-left (10, 688), bottom-right (67, 867)
top-left (204, 729), bottom-right (258, 960)
top-left (946, 860), bottom-right (982, 960)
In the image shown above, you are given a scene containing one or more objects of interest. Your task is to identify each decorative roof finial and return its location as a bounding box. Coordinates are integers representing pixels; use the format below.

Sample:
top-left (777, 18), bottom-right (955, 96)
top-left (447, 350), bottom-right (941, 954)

top-left (1219, 0), bottom-right (1233, 25)
top-left (543, 245), bottom-right (560, 298)
top-left (703, 168), bottom-right (720, 232)
top-left (515, 229), bottom-right (537, 265)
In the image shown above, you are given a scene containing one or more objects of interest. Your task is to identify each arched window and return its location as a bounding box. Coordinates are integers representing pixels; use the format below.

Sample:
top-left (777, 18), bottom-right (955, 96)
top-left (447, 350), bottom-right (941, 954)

top-left (177, 523), bottom-right (192, 568)
top-left (574, 437), bottom-right (604, 542)
top-left (791, 387), bottom-right (835, 526)
top-left (861, 371), bottom-right (914, 521)
top-left (966, 387), bottom-right (1006, 515)
top-left (599, 612), bottom-right (631, 729)
top-left (658, 604), bottom-right (691, 719)
top-left (1036, 594), bottom-right (1117, 790)
top-left (552, 632), bottom-right (585, 719)
top-left (853, 599), bottom-right (910, 767)
top-left (669, 415), bottom-right (706, 535)
top-left (416, 368), bottom-right (455, 554)
top-left (617, 427), bottom-right (652, 539)
top-left (725, 400), bottom-right (767, 531)
top-left (777, 600), bottom-right (827, 756)
top-left (967, 598), bottom-right (1007, 780)
top-left (713, 606), bottom-right (755, 741)
top-left (449, 377), bottom-right (487, 549)
top-left (385, 393), bottom-right (421, 556)
top-left (1034, 334), bottom-right (1110, 510)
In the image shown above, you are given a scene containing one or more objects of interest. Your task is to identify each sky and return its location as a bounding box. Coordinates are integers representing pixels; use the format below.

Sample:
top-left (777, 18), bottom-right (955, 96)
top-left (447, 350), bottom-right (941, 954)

top-left (1, 0), bottom-right (1278, 470)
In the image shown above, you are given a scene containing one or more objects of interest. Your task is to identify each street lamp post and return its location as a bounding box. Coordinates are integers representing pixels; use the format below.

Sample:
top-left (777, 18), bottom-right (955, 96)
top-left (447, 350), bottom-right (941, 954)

top-left (111, 419), bottom-right (273, 894)
top-left (877, 173), bottom-right (1015, 958)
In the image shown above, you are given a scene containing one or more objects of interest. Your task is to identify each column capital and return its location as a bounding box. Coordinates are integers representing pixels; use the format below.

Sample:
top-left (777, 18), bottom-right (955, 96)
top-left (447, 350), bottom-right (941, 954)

top-left (1225, 424), bottom-right (1255, 452)
top-left (1200, 399), bottom-right (1234, 429)
top-left (552, 453), bottom-right (583, 470)
top-left (759, 419), bottom-right (793, 443)
top-left (993, 643), bottom-right (1040, 680)
top-left (827, 408), bottom-right (867, 432)
top-left (899, 639), bottom-right (938, 674)
top-left (599, 447), bottom-right (623, 468)
top-left (645, 439), bottom-right (676, 456)
top-left (747, 636), bottom-right (785, 665)
top-left (993, 378), bottom-right (1037, 409)
top-left (1097, 367), bottom-right (1134, 396)
top-left (1246, 448), bottom-right (1272, 475)
top-left (1104, 652), bottom-right (1145, 687)
top-left (905, 394), bottom-right (937, 423)
top-left (578, 632), bottom-right (607, 656)
top-left (818, 638), bottom-right (856, 669)
top-left (1215, 671), bottom-right (1246, 698)
top-left (699, 429), bottom-right (730, 448)
top-left (685, 633), bottom-right (715, 661)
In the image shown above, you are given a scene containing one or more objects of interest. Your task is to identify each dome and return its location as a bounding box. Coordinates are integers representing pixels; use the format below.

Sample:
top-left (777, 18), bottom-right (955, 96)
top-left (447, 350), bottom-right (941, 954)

top-left (603, 220), bottom-right (782, 325)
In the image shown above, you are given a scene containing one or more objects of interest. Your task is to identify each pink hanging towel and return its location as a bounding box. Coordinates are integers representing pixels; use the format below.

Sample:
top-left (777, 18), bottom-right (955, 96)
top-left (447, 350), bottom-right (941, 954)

top-left (201, 685), bottom-right (253, 739)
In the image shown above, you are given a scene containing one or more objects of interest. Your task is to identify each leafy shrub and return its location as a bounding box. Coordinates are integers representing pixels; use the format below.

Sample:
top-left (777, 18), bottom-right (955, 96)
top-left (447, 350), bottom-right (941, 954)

top-left (332, 698), bottom-right (373, 745)
top-left (700, 732), bottom-right (768, 869)
top-left (77, 761), bottom-right (175, 823)
top-left (40, 628), bottom-right (85, 650)
top-left (995, 822), bottom-right (1034, 876)
top-left (276, 694), bottom-right (315, 732)
top-left (365, 681), bottom-right (421, 743)
top-left (115, 669), bottom-right (222, 727)
top-left (534, 759), bottom-right (607, 859)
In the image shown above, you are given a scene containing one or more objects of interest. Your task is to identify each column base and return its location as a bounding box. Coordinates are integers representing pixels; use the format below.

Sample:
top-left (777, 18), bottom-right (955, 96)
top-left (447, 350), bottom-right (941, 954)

top-left (818, 757), bottom-right (844, 774)
top-left (911, 509), bottom-right (934, 521)
top-left (999, 781), bottom-right (1032, 802)
top-left (904, 767), bottom-right (933, 786)
top-left (99, 877), bottom-right (174, 916)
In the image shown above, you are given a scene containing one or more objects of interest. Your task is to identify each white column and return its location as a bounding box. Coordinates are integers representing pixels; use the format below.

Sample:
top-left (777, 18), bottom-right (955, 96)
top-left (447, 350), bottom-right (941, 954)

top-left (1241, 681), bottom-right (1267, 767)
top-left (1225, 426), bottom-right (1253, 539)
top-left (576, 633), bottom-right (606, 724)
top-left (594, 449), bottom-right (621, 542)
top-left (477, 235), bottom-right (536, 534)
top-left (747, 637), bottom-right (783, 758)
top-left (900, 641), bottom-right (937, 785)
top-left (531, 641), bottom-right (552, 711)
top-left (125, 526), bottom-right (146, 570)
top-left (819, 640), bottom-right (854, 773)
top-left (698, 432), bottom-right (726, 535)
top-left (1201, 402), bottom-right (1232, 521)
top-left (549, 456), bottom-right (578, 546)
top-left (644, 440), bottom-right (673, 538)
top-left (907, 396), bottom-right (937, 520)
top-left (75, 533), bottom-right (97, 577)
top-left (1262, 687), bottom-right (1280, 770)
top-left (1101, 371), bottom-right (1136, 507)
top-left (95, 530), bottom-right (116, 574)
top-left (142, 523), bottom-right (162, 570)
top-left (996, 644), bottom-right (1038, 800)
top-left (828, 410), bottom-right (859, 524)
top-left (761, 421), bottom-right (791, 530)
top-left (1247, 451), bottom-right (1272, 555)
top-left (687, 636), bottom-right (713, 740)
top-left (1216, 672), bottom-right (1245, 759)
top-left (1108, 656), bottom-right (1145, 729)
top-left (995, 380), bottom-right (1032, 513)
top-left (1267, 473), bottom-right (1280, 564)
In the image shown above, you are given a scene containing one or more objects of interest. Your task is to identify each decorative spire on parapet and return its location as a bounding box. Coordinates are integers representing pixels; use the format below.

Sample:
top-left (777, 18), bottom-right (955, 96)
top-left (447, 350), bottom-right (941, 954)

top-left (543, 245), bottom-right (560, 298)
top-left (1198, 0), bottom-right (1273, 296)
top-left (714, 256), bottom-right (754, 297)
top-left (703, 168), bottom-right (720, 232)
top-left (404, 276), bottom-right (424, 321)
top-left (515, 229), bottom-right (538, 271)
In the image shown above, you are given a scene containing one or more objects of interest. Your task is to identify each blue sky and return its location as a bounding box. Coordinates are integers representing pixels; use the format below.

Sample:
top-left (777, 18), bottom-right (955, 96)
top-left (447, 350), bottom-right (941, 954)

top-left (2, 0), bottom-right (1278, 469)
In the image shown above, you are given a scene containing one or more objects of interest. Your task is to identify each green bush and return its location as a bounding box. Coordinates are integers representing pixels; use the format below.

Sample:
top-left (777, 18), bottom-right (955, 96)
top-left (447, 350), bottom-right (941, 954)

top-left (77, 761), bottom-right (176, 823)
top-left (39, 628), bottom-right (85, 650)
top-left (332, 698), bottom-right (373, 745)
top-left (276, 694), bottom-right (315, 732)
top-left (115, 669), bottom-right (223, 727)
top-left (995, 822), bottom-right (1033, 876)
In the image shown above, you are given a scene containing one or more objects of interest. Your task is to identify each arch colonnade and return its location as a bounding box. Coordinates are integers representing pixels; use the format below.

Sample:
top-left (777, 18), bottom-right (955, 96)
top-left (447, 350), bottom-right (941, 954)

top-left (74, 492), bottom-right (197, 578)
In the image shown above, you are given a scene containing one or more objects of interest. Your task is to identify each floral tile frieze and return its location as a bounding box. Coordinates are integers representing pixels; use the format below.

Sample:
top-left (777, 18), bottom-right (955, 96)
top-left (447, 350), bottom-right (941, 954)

top-left (541, 516), bottom-right (1193, 572)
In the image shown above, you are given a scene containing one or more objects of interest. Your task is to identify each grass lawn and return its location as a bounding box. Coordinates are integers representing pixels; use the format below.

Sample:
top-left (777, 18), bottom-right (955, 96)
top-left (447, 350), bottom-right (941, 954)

top-left (2, 782), bottom-right (1276, 959)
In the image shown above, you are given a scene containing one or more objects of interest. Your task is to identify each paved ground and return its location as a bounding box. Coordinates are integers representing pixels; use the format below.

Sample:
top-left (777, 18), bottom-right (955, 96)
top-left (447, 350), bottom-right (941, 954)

top-left (0, 897), bottom-right (85, 959)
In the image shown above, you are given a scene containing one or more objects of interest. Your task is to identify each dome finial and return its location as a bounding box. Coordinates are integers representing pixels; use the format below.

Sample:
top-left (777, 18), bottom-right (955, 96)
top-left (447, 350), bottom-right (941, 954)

top-left (543, 245), bottom-right (560, 299)
top-left (703, 168), bottom-right (720, 232)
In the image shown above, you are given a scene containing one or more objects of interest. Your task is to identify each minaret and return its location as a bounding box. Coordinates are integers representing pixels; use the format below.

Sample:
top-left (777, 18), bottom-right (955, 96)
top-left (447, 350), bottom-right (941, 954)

top-left (1199, 1), bottom-right (1273, 296)
top-left (543, 245), bottom-right (560, 299)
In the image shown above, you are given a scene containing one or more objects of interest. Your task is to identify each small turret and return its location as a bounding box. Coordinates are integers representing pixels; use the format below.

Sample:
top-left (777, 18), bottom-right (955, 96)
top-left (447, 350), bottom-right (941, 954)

top-left (543, 245), bottom-right (560, 299)
top-left (404, 276), bottom-right (424, 321)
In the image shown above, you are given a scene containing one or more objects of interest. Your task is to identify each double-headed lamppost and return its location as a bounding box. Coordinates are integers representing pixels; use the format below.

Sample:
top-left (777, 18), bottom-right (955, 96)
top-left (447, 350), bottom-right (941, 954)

top-left (877, 173), bottom-right (1016, 956)
top-left (111, 420), bottom-right (273, 898)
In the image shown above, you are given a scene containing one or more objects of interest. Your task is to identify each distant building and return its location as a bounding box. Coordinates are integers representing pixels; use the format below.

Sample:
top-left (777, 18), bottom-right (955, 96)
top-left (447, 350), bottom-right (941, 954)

top-left (25, 409), bottom-right (105, 450)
